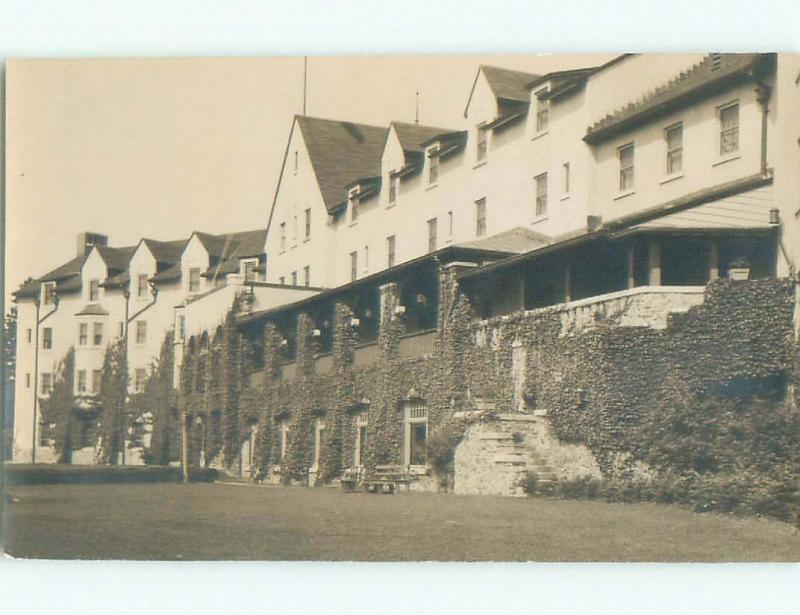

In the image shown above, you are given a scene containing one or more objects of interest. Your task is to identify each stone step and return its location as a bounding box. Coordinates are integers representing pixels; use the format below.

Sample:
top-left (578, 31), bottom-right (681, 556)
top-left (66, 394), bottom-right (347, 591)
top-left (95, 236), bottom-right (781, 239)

top-left (531, 472), bottom-right (558, 481)
top-left (529, 465), bottom-right (555, 474)
top-left (492, 453), bottom-right (527, 465)
top-left (479, 432), bottom-right (515, 441)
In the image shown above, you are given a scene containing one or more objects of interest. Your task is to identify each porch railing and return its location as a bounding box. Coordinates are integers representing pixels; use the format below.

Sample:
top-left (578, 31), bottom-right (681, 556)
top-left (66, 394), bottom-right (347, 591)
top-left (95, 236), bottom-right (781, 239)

top-left (398, 328), bottom-right (437, 359)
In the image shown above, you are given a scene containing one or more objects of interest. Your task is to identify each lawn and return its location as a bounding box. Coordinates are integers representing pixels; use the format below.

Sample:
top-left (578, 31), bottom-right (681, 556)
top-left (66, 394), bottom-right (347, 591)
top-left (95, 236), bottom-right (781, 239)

top-left (4, 482), bottom-right (800, 561)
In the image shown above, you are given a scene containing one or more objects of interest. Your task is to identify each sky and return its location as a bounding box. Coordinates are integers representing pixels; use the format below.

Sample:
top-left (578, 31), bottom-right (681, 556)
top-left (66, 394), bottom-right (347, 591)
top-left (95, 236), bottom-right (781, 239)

top-left (4, 53), bottom-right (616, 305)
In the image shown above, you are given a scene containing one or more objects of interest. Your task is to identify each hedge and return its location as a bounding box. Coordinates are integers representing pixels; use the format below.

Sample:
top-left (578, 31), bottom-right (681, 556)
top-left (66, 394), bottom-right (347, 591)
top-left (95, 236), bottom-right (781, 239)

top-left (4, 464), bottom-right (218, 485)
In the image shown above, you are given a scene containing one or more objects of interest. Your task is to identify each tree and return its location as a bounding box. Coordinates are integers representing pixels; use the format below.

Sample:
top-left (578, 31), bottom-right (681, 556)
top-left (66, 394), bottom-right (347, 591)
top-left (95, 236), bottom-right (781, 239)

top-left (97, 339), bottom-right (128, 464)
top-left (39, 348), bottom-right (76, 462)
top-left (136, 332), bottom-right (178, 465)
top-left (3, 303), bottom-right (17, 460)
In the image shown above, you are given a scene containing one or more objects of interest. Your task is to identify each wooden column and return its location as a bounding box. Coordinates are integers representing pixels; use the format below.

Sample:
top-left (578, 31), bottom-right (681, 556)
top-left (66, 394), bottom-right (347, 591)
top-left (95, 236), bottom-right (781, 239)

top-left (648, 239), bottom-right (661, 286)
top-left (627, 245), bottom-right (636, 289)
top-left (708, 238), bottom-right (720, 282)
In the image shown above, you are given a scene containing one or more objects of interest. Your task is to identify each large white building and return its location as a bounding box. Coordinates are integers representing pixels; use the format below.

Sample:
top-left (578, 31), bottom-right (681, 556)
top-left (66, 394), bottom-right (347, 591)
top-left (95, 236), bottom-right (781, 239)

top-left (11, 52), bottom-right (800, 466)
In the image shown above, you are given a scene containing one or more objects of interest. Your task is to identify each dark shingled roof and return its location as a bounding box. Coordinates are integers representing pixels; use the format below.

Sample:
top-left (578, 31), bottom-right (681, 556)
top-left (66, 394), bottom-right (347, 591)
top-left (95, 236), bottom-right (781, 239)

top-left (143, 238), bottom-right (187, 265)
top-left (456, 227), bottom-right (550, 254)
top-left (297, 115), bottom-right (388, 214)
top-left (75, 303), bottom-right (110, 316)
top-left (585, 53), bottom-right (772, 144)
top-left (200, 229), bottom-right (267, 278)
top-left (392, 121), bottom-right (456, 154)
top-left (151, 261), bottom-right (181, 283)
top-left (96, 245), bottom-right (137, 272)
top-left (481, 65), bottom-right (540, 103)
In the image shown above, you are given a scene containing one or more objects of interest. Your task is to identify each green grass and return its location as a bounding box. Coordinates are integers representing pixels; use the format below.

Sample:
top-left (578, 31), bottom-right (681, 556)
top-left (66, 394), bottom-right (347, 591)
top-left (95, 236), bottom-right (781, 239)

top-left (4, 482), bottom-right (800, 561)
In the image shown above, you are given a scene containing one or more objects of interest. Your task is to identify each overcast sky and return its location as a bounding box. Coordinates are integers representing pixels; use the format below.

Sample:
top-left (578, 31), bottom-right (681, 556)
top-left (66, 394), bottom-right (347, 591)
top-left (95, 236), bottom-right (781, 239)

top-left (5, 53), bottom-right (616, 304)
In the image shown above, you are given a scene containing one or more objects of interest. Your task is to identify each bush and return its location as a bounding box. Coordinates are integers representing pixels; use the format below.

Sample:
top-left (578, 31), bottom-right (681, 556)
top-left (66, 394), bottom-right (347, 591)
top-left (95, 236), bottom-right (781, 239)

top-left (4, 464), bottom-right (218, 485)
top-left (426, 423), bottom-right (466, 492)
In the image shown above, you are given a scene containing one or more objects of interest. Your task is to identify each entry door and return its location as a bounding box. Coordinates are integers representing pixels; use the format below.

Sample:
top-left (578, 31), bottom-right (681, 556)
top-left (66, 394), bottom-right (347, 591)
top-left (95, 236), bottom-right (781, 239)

top-left (409, 423), bottom-right (427, 466)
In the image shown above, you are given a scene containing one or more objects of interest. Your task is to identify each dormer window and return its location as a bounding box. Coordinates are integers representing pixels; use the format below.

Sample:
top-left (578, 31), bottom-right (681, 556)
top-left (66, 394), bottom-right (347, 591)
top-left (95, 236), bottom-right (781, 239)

top-left (536, 89), bottom-right (549, 133)
top-left (136, 274), bottom-right (149, 298)
top-left (42, 282), bottom-right (56, 305)
top-left (388, 174), bottom-right (398, 205)
top-left (428, 147), bottom-right (440, 184)
top-left (476, 125), bottom-right (488, 162)
top-left (349, 189), bottom-right (359, 224)
top-left (188, 267), bottom-right (201, 293)
top-left (89, 279), bottom-right (100, 302)
top-left (242, 259), bottom-right (258, 282)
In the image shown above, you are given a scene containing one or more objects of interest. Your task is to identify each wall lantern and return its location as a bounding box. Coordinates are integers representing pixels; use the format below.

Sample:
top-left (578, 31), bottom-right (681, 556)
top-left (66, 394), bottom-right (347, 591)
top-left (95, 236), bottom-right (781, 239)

top-left (310, 328), bottom-right (322, 338)
top-left (394, 305), bottom-right (406, 316)
top-left (349, 317), bottom-right (361, 328)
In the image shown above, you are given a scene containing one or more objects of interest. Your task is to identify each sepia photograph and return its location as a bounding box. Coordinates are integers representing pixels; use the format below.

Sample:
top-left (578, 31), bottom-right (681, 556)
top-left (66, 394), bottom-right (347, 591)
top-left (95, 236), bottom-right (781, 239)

top-left (3, 48), bottom-right (799, 564)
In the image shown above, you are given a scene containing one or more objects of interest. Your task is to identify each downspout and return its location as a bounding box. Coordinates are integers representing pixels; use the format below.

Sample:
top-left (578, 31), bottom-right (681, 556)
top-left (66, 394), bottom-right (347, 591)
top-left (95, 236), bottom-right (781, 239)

top-left (754, 80), bottom-right (772, 177)
top-left (32, 292), bottom-right (60, 463)
top-left (122, 279), bottom-right (159, 464)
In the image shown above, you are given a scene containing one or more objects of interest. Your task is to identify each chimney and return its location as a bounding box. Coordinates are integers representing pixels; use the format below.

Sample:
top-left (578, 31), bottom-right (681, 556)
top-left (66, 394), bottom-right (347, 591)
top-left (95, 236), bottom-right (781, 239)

top-left (77, 232), bottom-right (108, 257)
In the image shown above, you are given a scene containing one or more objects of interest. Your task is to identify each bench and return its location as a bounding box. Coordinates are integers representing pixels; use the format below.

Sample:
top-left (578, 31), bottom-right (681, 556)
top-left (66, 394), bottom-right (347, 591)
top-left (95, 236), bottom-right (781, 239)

top-left (362, 465), bottom-right (416, 495)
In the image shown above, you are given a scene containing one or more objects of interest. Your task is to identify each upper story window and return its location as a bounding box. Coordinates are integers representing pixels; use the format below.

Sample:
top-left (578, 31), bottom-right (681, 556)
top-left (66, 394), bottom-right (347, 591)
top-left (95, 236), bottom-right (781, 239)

top-left (536, 89), bottom-right (549, 132)
top-left (562, 162), bottom-right (571, 194)
top-left (618, 143), bottom-right (635, 192)
top-left (665, 123), bottom-right (683, 174)
top-left (349, 190), bottom-right (359, 224)
top-left (136, 274), bottom-right (149, 298)
top-left (350, 251), bottom-right (358, 282)
top-left (535, 173), bottom-right (548, 217)
top-left (304, 208), bottom-right (311, 239)
top-left (428, 147), bottom-right (439, 185)
top-left (427, 218), bottom-right (438, 253)
top-left (292, 214), bottom-right (298, 244)
top-left (387, 235), bottom-right (396, 268)
top-left (476, 198), bottom-right (487, 237)
top-left (188, 267), bottom-right (201, 293)
top-left (89, 279), bottom-right (100, 302)
top-left (476, 125), bottom-right (488, 162)
top-left (242, 259), bottom-right (258, 282)
top-left (136, 320), bottom-right (147, 344)
top-left (279, 222), bottom-right (287, 251)
top-left (42, 327), bottom-right (53, 350)
top-left (177, 315), bottom-right (186, 342)
top-left (77, 370), bottom-right (87, 394)
top-left (719, 102), bottom-right (739, 156)
top-left (42, 282), bottom-right (56, 305)
top-left (93, 322), bottom-right (104, 346)
top-left (303, 265), bottom-right (310, 287)
top-left (92, 369), bottom-right (102, 394)
top-left (388, 174), bottom-right (398, 205)
top-left (78, 322), bottom-right (88, 346)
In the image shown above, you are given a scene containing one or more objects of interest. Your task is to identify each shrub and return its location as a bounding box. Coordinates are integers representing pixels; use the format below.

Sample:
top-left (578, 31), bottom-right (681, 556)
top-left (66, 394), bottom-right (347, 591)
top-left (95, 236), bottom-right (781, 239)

top-left (426, 422), bottom-right (467, 492)
top-left (4, 464), bottom-right (218, 485)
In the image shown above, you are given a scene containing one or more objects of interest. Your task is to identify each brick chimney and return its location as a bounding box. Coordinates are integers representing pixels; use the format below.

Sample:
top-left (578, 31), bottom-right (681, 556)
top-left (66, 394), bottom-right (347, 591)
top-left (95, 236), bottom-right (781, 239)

top-left (76, 232), bottom-right (108, 257)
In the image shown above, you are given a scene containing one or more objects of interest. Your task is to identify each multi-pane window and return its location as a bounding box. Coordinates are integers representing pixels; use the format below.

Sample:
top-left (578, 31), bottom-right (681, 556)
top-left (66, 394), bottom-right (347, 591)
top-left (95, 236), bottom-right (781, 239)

top-left (135, 368), bottom-right (146, 393)
top-left (618, 143), bottom-right (635, 191)
top-left (404, 400), bottom-right (428, 466)
top-left (475, 198), bottom-right (487, 237)
top-left (131, 420), bottom-right (147, 448)
top-left (93, 322), bottom-right (103, 346)
top-left (42, 327), bottom-right (52, 350)
top-left (304, 208), bottom-right (311, 239)
top-left (389, 175), bottom-right (398, 204)
top-left (78, 322), bottom-right (88, 346)
top-left (279, 222), bottom-right (287, 251)
top-left (92, 369), bottom-right (102, 394)
top-left (427, 218), bottom-right (438, 253)
top-left (41, 373), bottom-right (53, 395)
top-left (291, 271), bottom-right (297, 286)
top-left (43, 282), bottom-right (56, 305)
top-left (177, 315), bottom-right (186, 341)
top-left (719, 102), bottom-right (739, 155)
top-left (77, 370), bottom-right (87, 393)
top-left (536, 90), bottom-right (549, 132)
top-left (243, 260), bottom-right (258, 282)
top-left (387, 235), bottom-right (396, 268)
top-left (428, 148), bottom-right (439, 184)
top-left (476, 125), bottom-right (488, 161)
top-left (350, 252), bottom-right (358, 282)
top-left (665, 123), bottom-right (683, 174)
top-left (303, 265), bottom-right (310, 287)
top-left (563, 162), bottom-right (571, 194)
top-left (137, 274), bottom-right (148, 298)
top-left (136, 320), bottom-right (147, 344)
top-left (535, 173), bottom-right (548, 217)
top-left (188, 267), bottom-right (201, 293)
top-left (89, 279), bottom-right (100, 301)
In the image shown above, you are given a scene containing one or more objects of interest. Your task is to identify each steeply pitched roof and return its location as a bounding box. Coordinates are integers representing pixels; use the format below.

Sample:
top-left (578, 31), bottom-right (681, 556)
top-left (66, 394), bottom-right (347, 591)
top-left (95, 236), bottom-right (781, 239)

top-left (480, 65), bottom-right (540, 103)
top-left (392, 121), bottom-right (455, 154)
top-left (297, 115), bottom-right (389, 214)
top-left (142, 238), bottom-right (187, 265)
top-left (96, 245), bottom-right (136, 272)
top-left (199, 228), bottom-right (267, 278)
top-left (456, 227), bottom-right (550, 254)
top-left (585, 53), bottom-right (773, 144)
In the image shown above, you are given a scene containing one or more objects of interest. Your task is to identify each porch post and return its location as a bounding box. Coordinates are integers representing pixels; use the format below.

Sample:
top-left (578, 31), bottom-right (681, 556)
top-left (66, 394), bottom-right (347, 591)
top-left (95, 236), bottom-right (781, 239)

top-left (708, 238), bottom-right (720, 282)
top-left (627, 245), bottom-right (636, 289)
top-left (648, 239), bottom-right (661, 286)
top-left (563, 263), bottom-right (572, 303)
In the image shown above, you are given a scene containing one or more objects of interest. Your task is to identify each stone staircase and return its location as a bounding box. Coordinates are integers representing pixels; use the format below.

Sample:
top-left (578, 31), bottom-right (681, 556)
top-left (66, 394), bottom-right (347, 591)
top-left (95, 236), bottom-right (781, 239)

top-left (454, 414), bottom-right (557, 497)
